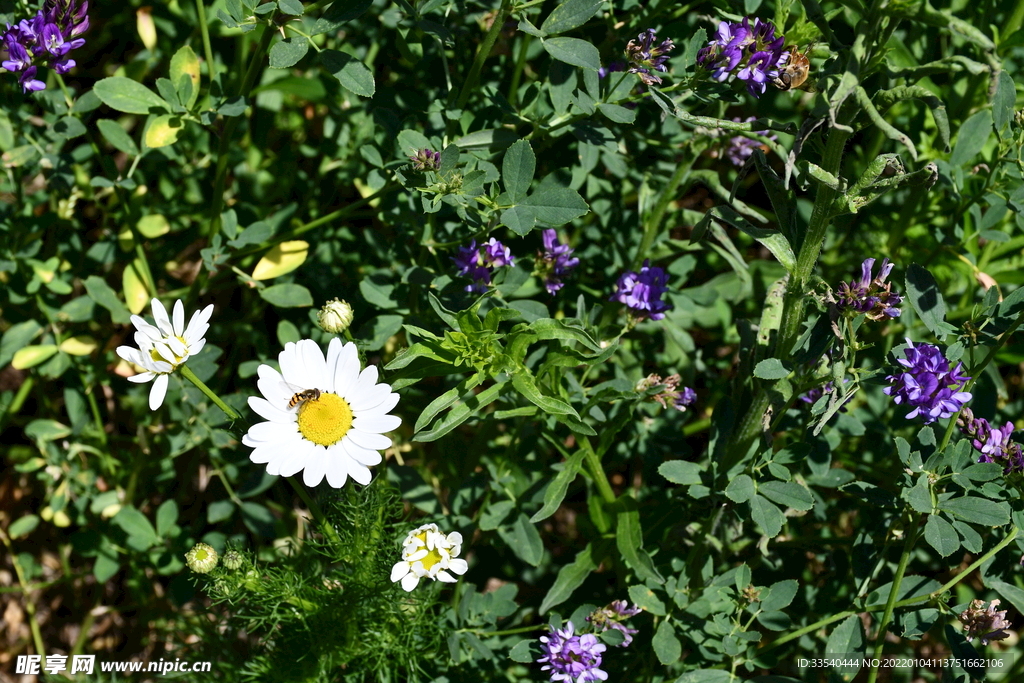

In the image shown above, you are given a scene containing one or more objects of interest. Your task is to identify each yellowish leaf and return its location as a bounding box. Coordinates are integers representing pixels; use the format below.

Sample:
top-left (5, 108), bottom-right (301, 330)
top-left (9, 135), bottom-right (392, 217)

top-left (170, 45), bottom-right (201, 109)
top-left (122, 260), bottom-right (150, 314)
top-left (144, 115), bottom-right (183, 149)
top-left (59, 336), bottom-right (99, 356)
top-left (252, 240), bottom-right (309, 281)
top-left (12, 345), bottom-right (59, 369)
top-left (137, 214), bottom-right (170, 238)
top-left (136, 7), bottom-right (157, 51)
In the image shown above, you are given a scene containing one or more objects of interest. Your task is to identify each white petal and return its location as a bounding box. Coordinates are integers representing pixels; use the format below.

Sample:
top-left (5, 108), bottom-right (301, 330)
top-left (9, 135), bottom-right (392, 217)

top-left (279, 341), bottom-right (316, 391)
top-left (248, 396), bottom-right (295, 424)
top-left (116, 345), bottom-right (141, 364)
top-left (277, 439), bottom-right (317, 477)
top-left (346, 456), bottom-right (373, 485)
top-left (436, 570), bottom-right (457, 583)
top-left (256, 364), bottom-right (294, 407)
top-left (151, 299), bottom-right (173, 336)
top-left (346, 428), bottom-right (391, 451)
top-left (166, 336), bottom-right (188, 358)
top-left (248, 440), bottom-right (294, 464)
top-left (352, 392), bottom-right (400, 420)
top-left (154, 342), bottom-right (177, 365)
top-left (400, 572), bottom-right (420, 592)
top-left (127, 372), bottom-right (156, 384)
top-left (188, 338), bottom-right (207, 357)
top-left (342, 439), bottom-right (383, 467)
top-left (352, 414), bottom-right (402, 434)
top-left (245, 420), bottom-right (294, 443)
top-left (446, 532), bottom-right (463, 546)
top-left (302, 450), bottom-right (328, 487)
top-left (406, 548), bottom-right (429, 562)
top-left (324, 454), bottom-right (349, 488)
top-left (390, 561), bottom-right (410, 583)
top-left (131, 316), bottom-right (161, 340)
top-left (347, 383), bottom-right (393, 412)
top-left (172, 299), bottom-right (185, 337)
top-left (297, 339), bottom-right (328, 386)
top-left (448, 558), bottom-right (468, 575)
top-left (149, 374), bottom-right (169, 410)
top-left (332, 342), bottom-right (361, 397)
top-left (324, 337), bottom-right (344, 394)
top-left (185, 304), bottom-right (214, 341)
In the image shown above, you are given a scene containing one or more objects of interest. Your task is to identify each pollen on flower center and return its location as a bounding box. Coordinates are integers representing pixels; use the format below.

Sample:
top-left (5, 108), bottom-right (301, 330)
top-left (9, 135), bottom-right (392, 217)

top-left (296, 392), bottom-right (353, 446)
top-left (414, 532), bottom-right (444, 570)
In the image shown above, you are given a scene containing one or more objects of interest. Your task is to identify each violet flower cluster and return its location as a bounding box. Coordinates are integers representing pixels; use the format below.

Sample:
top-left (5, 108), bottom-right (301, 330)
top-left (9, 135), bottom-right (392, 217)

top-left (957, 407), bottom-right (1024, 475)
top-left (636, 374), bottom-right (696, 412)
top-left (611, 260), bottom-right (672, 321)
top-left (883, 340), bottom-right (971, 424)
top-left (586, 600), bottom-right (642, 647)
top-left (625, 28), bottom-right (674, 86)
top-left (409, 148), bottom-right (440, 172)
top-left (2, 0), bottom-right (89, 92)
top-left (537, 622), bottom-right (607, 683)
top-left (535, 229), bottom-right (579, 294)
top-left (958, 599), bottom-right (1011, 645)
top-left (696, 17), bottom-right (788, 97)
top-left (834, 258), bottom-right (903, 321)
top-left (452, 238), bottom-right (514, 293)
top-left (723, 117), bottom-right (777, 167)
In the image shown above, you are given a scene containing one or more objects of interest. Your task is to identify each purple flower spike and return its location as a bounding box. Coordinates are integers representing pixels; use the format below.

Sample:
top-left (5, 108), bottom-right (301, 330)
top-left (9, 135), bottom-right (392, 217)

top-left (535, 229), bottom-right (579, 294)
top-left (697, 16), bottom-right (790, 98)
top-left (625, 27), bottom-right (675, 86)
top-left (834, 258), bottom-right (903, 321)
top-left (19, 67), bottom-right (46, 91)
top-left (2, 0), bottom-right (89, 92)
top-left (883, 340), bottom-right (972, 424)
top-left (957, 407), bottom-right (1024, 475)
top-left (722, 116), bottom-right (777, 166)
top-left (409, 148), bottom-right (441, 171)
top-left (537, 622), bottom-right (608, 683)
top-left (452, 238), bottom-right (515, 293)
top-left (611, 260), bottom-right (672, 320)
top-left (587, 600), bottom-right (643, 648)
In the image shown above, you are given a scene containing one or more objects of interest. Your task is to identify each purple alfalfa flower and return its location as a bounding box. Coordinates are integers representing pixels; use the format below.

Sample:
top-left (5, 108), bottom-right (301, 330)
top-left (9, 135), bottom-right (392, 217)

top-left (2, 40), bottom-right (31, 72)
top-left (2, 0), bottom-right (88, 92)
top-left (18, 66), bottom-right (46, 92)
top-left (834, 258), bottom-right (903, 321)
top-left (883, 340), bottom-right (972, 424)
top-left (737, 49), bottom-right (782, 97)
top-left (586, 600), bottom-right (642, 648)
top-left (537, 622), bottom-right (608, 683)
top-left (636, 374), bottom-right (696, 412)
top-left (45, 0), bottom-right (90, 39)
top-left (452, 238), bottom-right (514, 293)
top-left (956, 407), bottom-right (1024, 475)
top-left (409, 148), bottom-right (441, 171)
top-left (625, 28), bottom-right (675, 85)
top-left (535, 229), bottom-right (579, 294)
top-left (611, 260), bottom-right (672, 321)
top-left (721, 116), bottom-right (777, 167)
top-left (958, 600), bottom-right (1012, 645)
top-left (697, 17), bottom-right (789, 98)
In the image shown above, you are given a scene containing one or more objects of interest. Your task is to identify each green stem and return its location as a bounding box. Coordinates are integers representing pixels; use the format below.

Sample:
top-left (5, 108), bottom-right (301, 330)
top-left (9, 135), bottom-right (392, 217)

top-left (0, 529), bottom-right (46, 656)
top-left (507, 33), bottom-right (530, 105)
top-left (195, 0), bottom-right (218, 89)
top-left (632, 148), bottom-right (697, 270)
top-left (579, 435), bottom-right (616, 506)
top-left (287, 476), bottom-right (344, 550)
top-left (178, 364), bottom-right (242, 421)
top-left (866, 515), bottom-right (922, 683)
top-left (454, 0), bottom-right (513, 110)
top-left (463, 624), bottom-right (546, 637)
top-left (208, 22), bottom-right (276, 239)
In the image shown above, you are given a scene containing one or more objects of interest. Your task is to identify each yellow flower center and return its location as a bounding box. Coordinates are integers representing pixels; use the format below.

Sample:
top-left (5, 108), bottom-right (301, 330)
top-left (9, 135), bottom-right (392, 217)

top-left (414, 531), bottom-right (444, 570)
top-left (149, 336), bottom-right (189, 366)
top-left (296, 392), bottom-right (353, 446)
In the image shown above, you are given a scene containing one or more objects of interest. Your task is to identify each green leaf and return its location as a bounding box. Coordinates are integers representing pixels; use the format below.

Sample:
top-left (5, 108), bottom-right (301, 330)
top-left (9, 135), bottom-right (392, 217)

top-left (758, 481), bottom-right (813, 511)
top-left (658, 460), bottom-right (703, 486)
top-left (313, 0), bottom-right (373, 34)
top-left (113, 506), bottom-right (159, 550)
top-left (207, 500), bottom-right (235, 524)
top-left (269, 38), bottom-right (310, 68)
top-left (627, 584), bottom-right (667, 615)
top-left (509, 513), bottom-right (544, 566)
top-left (753, 358), bottom-right (789, 380)
top-left (825, 615), bottom-right (864, 677)
top-left (993, 71), bottom-right (1015, 137)
top-left (278, 0), bottom-right (304, 14)
top-left (756, 610), bottom-right (792, 631)
top-left (414, 380), bottom-right (506, 442)
top-left (521, 187), bottom-right (590, 225)
top-left (84, 276), bottom-right (132, 324)
top-left (749, 495), bottom-right (785, 538)
top-left (94, 553), bottom-right (120, 582)
top-left (616, 498), bottom-right (664, 584)
top-left (502, 139), bottom-right (535, 204)
top-left (673, 671), bottom-right (737, 683)
top-left (949, 109), bottom-right (992, 166)
top-left (511, 372), bottom-right (579, 417)
top-left (532, 448), bottom-right (587, 522)
top-left (509, 639), bottom-right (534, 663)
top-left (259, 283), bottom-right (314, 307)
top-left (540, 0), bottom-right (603, 34)
top-left (986, 579), bottom-right (1024, 616)
top-left (924, 514), bottom-right (960, 557)
top-left (865, 575), bottom-right (941, 607)
top-left (479, 500), bottom-right (515, 531)
top-left (652, 620), bottom-right (682, 664)
top-left (539, 544), bottom-right (595, 613)
top-left (905, 264), bottom-right (953, 338)
top-left (501, 204), bottom-right (537, 235)
top-left (541, 37), bottom-right (601, 70)
top-left (9, 515), bottom-right (40, 539)
top-left (169, 45), bottom-right (201, 109)
top-left (320, 49), bottom-right (375, 97)
top-left (596, 102), bottom-right (636, 124)
top-left (0, 320), bottom-right (42, 368)
top-left (93, 77), bottom-right (170, 115)
top-left (155, 500), bottom-right (179, 537)
top-left (760, 579), bottom-right (798, 611)
top-left (939, 496), bottom-right (1011, 526)
top-left (725, 474), bottom-right (755, 503)
top-left (55, 116), bottom-right (87, 139)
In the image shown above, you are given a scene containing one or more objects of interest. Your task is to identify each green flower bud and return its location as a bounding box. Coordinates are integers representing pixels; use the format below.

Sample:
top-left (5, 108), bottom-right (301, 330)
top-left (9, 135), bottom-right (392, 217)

top-left (317, 298), bottom-right (354, 334)
top-left (222, 550), bottom-right (244, 571)
top-left (185, 543), bottom-right (218, 573)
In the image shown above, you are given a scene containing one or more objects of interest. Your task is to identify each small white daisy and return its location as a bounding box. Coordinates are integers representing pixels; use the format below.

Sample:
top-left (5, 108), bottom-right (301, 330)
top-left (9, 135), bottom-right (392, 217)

top-left (242, 338), bottom-right (401, 488)
top-left (116, 298), bottom-right (214, 410)
top-left (390, 523), bottom-right (469, 592)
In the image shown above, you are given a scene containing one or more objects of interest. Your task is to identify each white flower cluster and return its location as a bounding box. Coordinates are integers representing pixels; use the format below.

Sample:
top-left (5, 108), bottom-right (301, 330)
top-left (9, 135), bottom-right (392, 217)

top-left (116, 299), bottom-right (214, 410)
top-left (390, 523), bottom-right (468, 592)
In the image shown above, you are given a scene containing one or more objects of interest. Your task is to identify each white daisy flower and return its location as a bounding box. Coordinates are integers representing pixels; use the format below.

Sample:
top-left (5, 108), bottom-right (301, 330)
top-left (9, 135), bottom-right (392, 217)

top-left (116, 298), bottom-right (215, 410)
top-left (242, 338), bottom-right (402, 488)
top-left (389, 523), bottom-right (469, 592)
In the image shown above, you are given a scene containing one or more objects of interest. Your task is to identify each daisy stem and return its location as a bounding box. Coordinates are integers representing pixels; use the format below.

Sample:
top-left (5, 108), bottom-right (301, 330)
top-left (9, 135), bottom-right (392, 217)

top-left (287, 477), bottom-right (344, 550)
top-left (177, 365), bottom-right (242, 421)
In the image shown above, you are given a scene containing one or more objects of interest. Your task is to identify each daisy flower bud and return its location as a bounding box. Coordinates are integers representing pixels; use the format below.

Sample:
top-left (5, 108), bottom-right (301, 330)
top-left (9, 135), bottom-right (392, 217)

top-left (317, 298), bottom-right (354, 334)
top-left (222, 550), bottom-right (244, 571)
top-left (185, 543), bottom-right (218, 573)
top-left (389, 523), bottom-right (468, 592)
